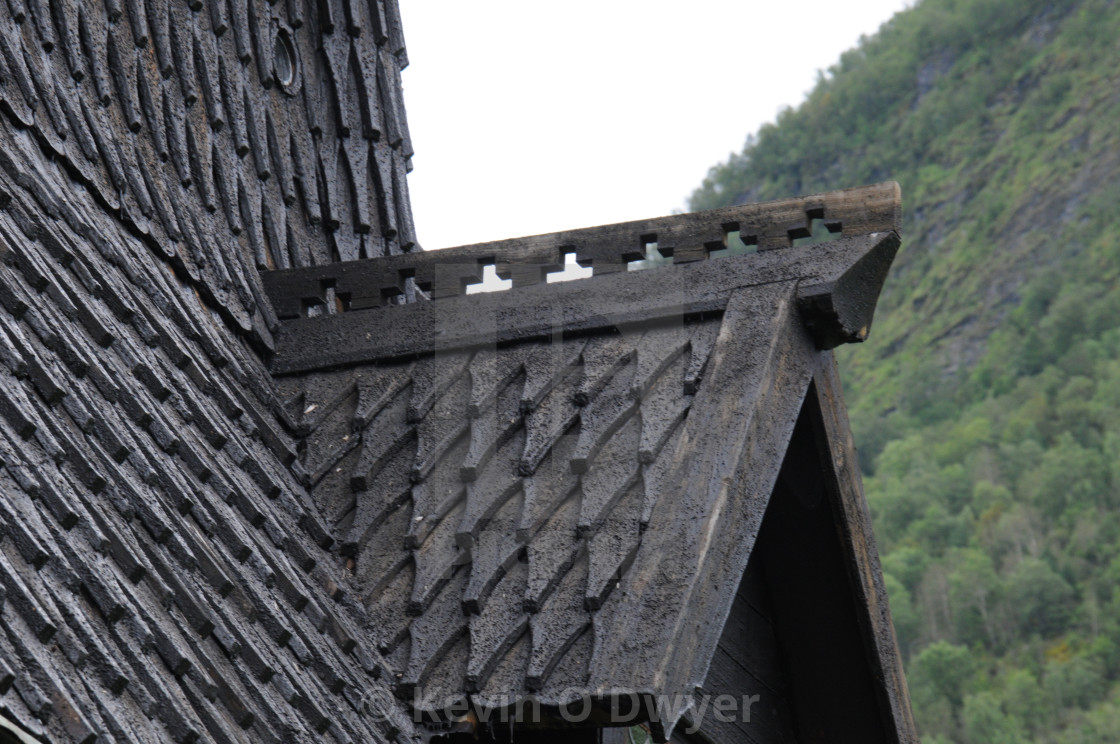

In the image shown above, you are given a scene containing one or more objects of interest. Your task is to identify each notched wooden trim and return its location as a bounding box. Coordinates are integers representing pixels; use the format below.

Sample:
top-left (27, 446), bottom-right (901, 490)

top-left (269, 230), bottom-right (900, 374)
top-left (262, 182), bottom-right (901, 319)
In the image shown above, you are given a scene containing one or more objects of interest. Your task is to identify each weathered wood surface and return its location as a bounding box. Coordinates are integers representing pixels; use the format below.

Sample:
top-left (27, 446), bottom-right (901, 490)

top-left (278, 280), bottom-right (830, 730)
top-left (744, 400), bottom-right (891, 743)
top-left (679, 559), bottom-right (798, 744)
top-left (270, 229), bottom-right (900, 373)
top-left (0, 0), bottom-right (417, 354)
top-left (278, 311), bottom-right (729, 721)
top-left (672, 365), bottom-right (917, 744)
top-left (588, 283), bottom-right (819, 741)
top-left (0, 115), bottom-right (413, 743)
top-left (0, 1), bottom-right (915, 741)
top-left (268, 188), bottom-right (909, 739)
top-left (280, 259), bottom-right (913, 742)
top-left (263, 181), bottom-right (901, 319)
top-left (809, 354), bottom-right (920, 742)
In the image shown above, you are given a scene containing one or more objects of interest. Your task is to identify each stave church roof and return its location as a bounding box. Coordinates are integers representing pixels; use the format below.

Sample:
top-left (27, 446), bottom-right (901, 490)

top-left (267, 182), bottom-right (917, 741)
top-left (0, 0), bottom-right (916, 740)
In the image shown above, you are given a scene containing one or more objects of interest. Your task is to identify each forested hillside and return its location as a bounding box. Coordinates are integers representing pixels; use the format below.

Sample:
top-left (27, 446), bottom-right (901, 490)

top-left (690, 0), bottom-right (1120, 741)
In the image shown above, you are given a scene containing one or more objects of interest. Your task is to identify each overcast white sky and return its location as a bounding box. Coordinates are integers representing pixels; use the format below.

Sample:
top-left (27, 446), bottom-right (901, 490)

top-left (397, 1), bottom-right (913, 250)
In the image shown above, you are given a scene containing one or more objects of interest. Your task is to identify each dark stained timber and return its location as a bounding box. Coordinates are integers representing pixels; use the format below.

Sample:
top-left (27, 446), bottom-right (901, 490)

top-left (0, 0), bottom-right (418, 357)
top-left (0, 0), bottom-right (914, 740)
top-left (0, 0), bottom-right (422, 741)
top-left (266, 179), bottom-right (913, 741)
top-left (267, 182), bottom-right (901, 374)
top-left (264, 181), bottom-right (901, 317)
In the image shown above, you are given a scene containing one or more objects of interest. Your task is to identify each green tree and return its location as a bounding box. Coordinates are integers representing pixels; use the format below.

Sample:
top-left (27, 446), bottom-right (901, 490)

top-left (1004, 558), bottom-right (1076, 637)
top-left (1043, 656), bottom-right (1106, 712)
top-left (962, 691), bottom-right (1027, 744)
top-left (912, 642), bottom-right (976, 709)
top-left (1000, 669), bottom-right (1048, 737)
top-left (947, 549), bottom-right (1002, 647)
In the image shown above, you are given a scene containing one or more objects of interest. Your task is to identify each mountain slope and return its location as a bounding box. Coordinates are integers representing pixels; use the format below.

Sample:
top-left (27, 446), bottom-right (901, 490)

top-left (690, 0), bottom-right (1120, 741)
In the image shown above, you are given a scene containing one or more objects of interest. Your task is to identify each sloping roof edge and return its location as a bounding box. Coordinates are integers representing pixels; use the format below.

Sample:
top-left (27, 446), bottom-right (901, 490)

top-left (266, 182), bottom-right (912, 741)
top-left (805, 354), bottom-right (919, 741)
top-left (589, 281), bottom-right (818, 723)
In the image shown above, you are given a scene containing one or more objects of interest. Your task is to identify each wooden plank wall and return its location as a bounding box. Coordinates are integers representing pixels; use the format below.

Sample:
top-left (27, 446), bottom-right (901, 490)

top-left (676, 388), bottom-right (901, 744)
top-left (739, 397), bottom-right (890, 744)
top-left (679, 560), bottom-right (798, 743)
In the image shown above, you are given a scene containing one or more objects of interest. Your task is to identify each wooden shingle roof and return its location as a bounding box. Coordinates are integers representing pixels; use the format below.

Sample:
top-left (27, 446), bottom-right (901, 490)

top-left (0, 118), bottom-right (413, 742)
top-left (0, 0), bottom-right (917, 739)
top-left (0, 0), bottom-right (420, 740)
top-left (270, 182), bottom-right (916, 740)
top-left (0, 0), bottom-right (416, 351)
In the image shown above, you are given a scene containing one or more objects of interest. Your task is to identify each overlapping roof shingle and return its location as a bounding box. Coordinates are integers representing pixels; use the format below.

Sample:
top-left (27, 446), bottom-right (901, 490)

top-left (0, 0), bottom-right (916, 738)
top-left (0, 0), bottom-right (417, 351)
top-left (270, 182), bottom-right (908, 738)
top-left (0, 34), bottom-right (414, 742)
top-left (279, 315), bottom-right (720, 703)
